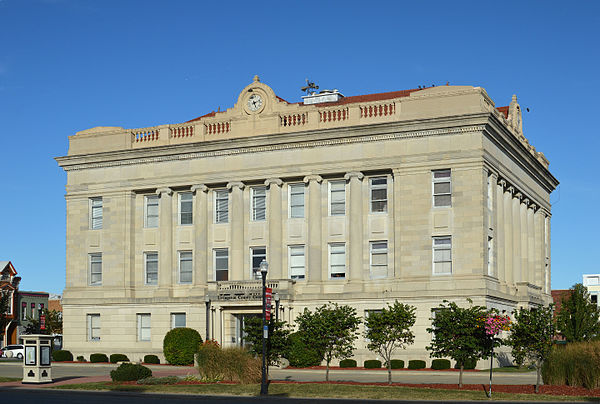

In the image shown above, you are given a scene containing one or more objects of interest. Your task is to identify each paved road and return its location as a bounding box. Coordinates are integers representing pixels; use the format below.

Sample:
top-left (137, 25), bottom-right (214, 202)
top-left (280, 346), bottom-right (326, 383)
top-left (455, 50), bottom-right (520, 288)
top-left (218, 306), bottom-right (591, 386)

top-left (0, 360), bottom-right (537, 385)
top-left (0, 389), bottom-right (583, 404)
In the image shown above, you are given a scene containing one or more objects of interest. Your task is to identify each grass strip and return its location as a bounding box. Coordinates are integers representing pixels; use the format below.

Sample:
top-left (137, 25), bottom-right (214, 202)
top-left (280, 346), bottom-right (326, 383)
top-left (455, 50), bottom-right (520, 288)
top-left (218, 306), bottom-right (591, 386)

top-left (0, 377), bottom-right (21, 382)
top-left (50, 381), bottom-right (597, 401)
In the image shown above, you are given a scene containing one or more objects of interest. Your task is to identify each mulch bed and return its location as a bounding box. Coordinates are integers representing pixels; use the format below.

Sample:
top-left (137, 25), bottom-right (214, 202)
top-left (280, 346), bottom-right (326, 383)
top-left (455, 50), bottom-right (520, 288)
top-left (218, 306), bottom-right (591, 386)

top-left (287, 366), bottom-right (478, 372)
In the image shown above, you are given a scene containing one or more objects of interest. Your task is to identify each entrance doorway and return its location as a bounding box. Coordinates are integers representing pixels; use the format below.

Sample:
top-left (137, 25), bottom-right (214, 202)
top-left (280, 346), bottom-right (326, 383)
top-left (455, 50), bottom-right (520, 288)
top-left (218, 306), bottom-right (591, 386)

top-left (234, 313), bottom-right (261, 347)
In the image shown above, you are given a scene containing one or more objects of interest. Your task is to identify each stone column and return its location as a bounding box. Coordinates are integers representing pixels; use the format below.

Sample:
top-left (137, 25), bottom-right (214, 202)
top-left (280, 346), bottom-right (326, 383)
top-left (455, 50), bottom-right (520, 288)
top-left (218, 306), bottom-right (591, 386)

top-left (545, 214), bottom-right (551, 294)
top-left (156, 187), bottom-right (173, 289)
top-left (227, 182), bottom-right (245, 281)
top-left (512, 191), bottom-right (522, 284)
top-left (192, 184), bottom-right (208, 286)
top-left (527, 204), bottom-right (536, 286)
top-left (504, 186), bottom-right (514, 284)
top-left (392, 168), bottom-right (401, 279)
top-left (496, 179), bottom-right (505, 283)
top-left (303, 175), bottom-right (323, 282)
top-left (265, 178), bottom-right (283, 280)
top-left (345, 172), bottom-right (364, 280)
top-left (487, 172), bottom-right (497, 277)
top-left (520, 198), bottom-right (529, 283)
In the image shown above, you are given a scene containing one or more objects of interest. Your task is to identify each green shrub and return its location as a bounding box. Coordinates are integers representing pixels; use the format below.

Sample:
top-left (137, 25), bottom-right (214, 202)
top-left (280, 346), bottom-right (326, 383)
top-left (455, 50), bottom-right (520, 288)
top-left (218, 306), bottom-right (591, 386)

top-left (196, 341), bottom-right (261, 384)
top-left (52, 350), bottom-right (73, 362)
top-left (542, 341), bottom-right (600, 389)
top-left (163, 327), bottom-right (203, 365)
top-left (90, 353), bottom-right (108, 363)
top-left (109, 353), bottom-right (130, 363)
top-left (408, 360), bottom-right (426, 369)
top-left (431, 359), bottom-right (451, 370)
top-left (364, 360), bottom-right (382, 369)
top-left (76, 355), bottom-right (86, 362)
top-left (339, 359), bottom-right (357, 368)
top-left (454, 358), bottom-right (477, 370)
top-left (110, 363), bottom-right (152, 382)
top-left (143, 354), bottom-right (160, 364)
top-left (390, 359), bottom-right (404, 369)
top-left (137, 376), bottom-right (179, 385)
top-left (285, 332), bottom-right (322, 367)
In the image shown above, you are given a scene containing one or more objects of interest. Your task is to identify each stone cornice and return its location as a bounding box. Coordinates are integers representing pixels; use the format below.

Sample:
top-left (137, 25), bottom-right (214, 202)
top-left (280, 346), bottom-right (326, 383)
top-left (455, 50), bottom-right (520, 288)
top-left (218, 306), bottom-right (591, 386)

top-left (344, 171), bottom-right (364, 181)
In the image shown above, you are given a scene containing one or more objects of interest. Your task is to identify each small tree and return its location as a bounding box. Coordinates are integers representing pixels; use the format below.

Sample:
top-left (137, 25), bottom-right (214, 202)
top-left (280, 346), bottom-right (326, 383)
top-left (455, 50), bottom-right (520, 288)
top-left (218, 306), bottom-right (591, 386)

top-left (365, 301), bottom-right (416, 384)
top-left (426, 299), bottom-right (490, 387)
top-left (556, 283), bottom-right (600, 342)
top-left (507, 305), bottom-right (555, 393)
top-left (295, 302), bottom-right (361, 381)
top-left (243, 317), bottom-right (291, 366)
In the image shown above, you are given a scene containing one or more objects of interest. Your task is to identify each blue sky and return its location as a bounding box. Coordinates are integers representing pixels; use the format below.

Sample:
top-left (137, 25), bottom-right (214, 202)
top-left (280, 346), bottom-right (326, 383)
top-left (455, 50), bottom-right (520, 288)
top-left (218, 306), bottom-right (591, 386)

top-left (0, 0), bottom-right (597, 294)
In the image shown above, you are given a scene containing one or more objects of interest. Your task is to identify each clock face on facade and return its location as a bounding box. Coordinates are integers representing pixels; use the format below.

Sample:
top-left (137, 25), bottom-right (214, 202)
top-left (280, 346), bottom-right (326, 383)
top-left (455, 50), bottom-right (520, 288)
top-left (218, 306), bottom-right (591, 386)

top-left (247, 94), bottom-right (263, 112)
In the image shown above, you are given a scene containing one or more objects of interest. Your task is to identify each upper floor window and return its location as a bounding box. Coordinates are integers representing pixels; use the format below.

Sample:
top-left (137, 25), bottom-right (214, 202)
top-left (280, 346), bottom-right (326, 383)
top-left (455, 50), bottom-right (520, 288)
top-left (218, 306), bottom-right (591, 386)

top-left (89, 253), bottom-right (102, 286)
top-left (289, 183), bottom-right (305, 218)
top-left (87, 314), bottom-right (100, 341)
top-left (370, 177), bottom-right (387, 213)
top-left (214, 248), bottom-right (228, 281)
top-left (251, 187), bottom-right (266, 221)
top-left (31, 302), bottom-right (36, 319)
top-left (21, 302), bottom-right (27, 320)
top-left (329, 243), bottom-right (346, 279)
top-left (329, 180), bottom-right (346, 216)
top-left (178, 251), bottom-right (193, 284)
top-left (487, 236), bottom-right (494, 276)
top-left (251, 247), bottom-right (266, 279)
top-left (289, 245), bottom-right (305, 280)
top-left (145, 195), bottom-right (159, 228)
top-left (171, 313), bottom-right (186, 329)
top-left (145, 252), bottom-right (158, 285)
top-left (432, 169), bottom-right (451, 207)
top-left (370, 241), bottom-right (388, 279)
top-left (433, 236), bottom-right (452, 275)
top-left (179, 192), bottom-right (193, 225)
top-left (214, 189), bottom-right (229, 223)
top-left (90, 197), bottom-right (103, 230)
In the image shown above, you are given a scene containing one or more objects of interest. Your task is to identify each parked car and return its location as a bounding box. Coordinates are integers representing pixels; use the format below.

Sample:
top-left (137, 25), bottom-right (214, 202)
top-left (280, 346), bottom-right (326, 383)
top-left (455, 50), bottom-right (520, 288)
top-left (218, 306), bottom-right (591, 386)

top-left (1, 344), bottom-right (24, 359)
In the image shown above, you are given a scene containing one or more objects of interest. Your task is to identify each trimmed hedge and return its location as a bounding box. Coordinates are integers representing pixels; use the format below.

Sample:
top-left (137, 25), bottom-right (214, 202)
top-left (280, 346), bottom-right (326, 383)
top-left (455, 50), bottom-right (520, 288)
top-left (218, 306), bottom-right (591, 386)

top-left (163, 327), bottom-right (203, 365)
top-left (110, 363), bottom-right (152, 382)
top-left (408, 360), bottom-right (426, 369)
top-left (109, 353), bottom-right (130, 363)
top-left (144, 354), bottom-right (160, 364)
top-left (52, 350), bottom-right (73, 362)
top-left (76, 355), bottom-right (86, 362)
top-left (339, 359), bottom-right (357, 368)
top-left (285, 332), bottom-right (322, 367)
top-left (390, 359), bottom-right (404, 369)
top-left (90, 353), bottom-right (108, 363)
top-left (364, 360), bottom-right (382, 369)
top-left (431, 359), bottom-right (451, 370)
top-left (454, 358), bottom-right (477, 370)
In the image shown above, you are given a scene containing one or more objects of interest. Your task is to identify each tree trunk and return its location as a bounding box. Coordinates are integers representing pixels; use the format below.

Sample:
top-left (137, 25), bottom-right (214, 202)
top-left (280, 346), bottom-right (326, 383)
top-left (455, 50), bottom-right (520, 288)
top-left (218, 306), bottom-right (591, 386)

top-left (459, 364), bottom-right (464, 388)
top-left (388, 359), bottom-right (392, 385)
top-left (536, 360), bottom-right (541, 393)
top-left (326, 361), bottom-right (330, 382)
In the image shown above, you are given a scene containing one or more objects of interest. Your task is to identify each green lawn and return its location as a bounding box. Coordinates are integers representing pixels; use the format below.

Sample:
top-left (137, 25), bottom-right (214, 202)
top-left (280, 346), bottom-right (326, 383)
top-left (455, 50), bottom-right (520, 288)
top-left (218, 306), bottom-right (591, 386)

top-left (0, 377), bottom-right (20, 382)
top-left (50, 382), bottom-right (598, 401)
top-left (482, 366), bottom-right (536, 373)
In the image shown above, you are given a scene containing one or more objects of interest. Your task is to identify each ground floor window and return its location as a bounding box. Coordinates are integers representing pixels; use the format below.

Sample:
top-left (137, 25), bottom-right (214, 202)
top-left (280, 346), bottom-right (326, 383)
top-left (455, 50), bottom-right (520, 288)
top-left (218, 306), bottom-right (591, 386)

top-left (171, 313), bottom-right (186, 329)
top-left (87, 314), bottom-right (100, 341)
top-left (137, 313), bottom-right (151, 341)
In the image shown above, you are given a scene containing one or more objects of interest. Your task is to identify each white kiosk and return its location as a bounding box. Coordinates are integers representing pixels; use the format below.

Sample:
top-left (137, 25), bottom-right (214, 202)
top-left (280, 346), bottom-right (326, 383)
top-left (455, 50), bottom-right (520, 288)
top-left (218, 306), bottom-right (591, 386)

top-left (22, 334), bottom-right (53, 384)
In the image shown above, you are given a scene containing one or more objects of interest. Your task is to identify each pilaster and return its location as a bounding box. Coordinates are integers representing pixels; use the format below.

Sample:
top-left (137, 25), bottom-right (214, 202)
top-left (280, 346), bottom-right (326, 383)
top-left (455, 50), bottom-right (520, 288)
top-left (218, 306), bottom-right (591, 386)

top-left (303, 175), bottom-right (323, 282)
top-left (527, 203), bottom-right (535, 288)
top-left (520, 198), bottom-right (529, 283)
top-left (156, 187), bottom-right (173, 292)
top-left (496, 179), bottom-right (505, 283)
top-left (265, 178), bottom-right (283, 279)
top-left (191, 184), bottom-right (208, 286)
top-left (344, 171), bottom-right (364, 281)
top-left (227, 181), bottom-right (245, 281)
top-left (503, 186), bottom-right (514, 284)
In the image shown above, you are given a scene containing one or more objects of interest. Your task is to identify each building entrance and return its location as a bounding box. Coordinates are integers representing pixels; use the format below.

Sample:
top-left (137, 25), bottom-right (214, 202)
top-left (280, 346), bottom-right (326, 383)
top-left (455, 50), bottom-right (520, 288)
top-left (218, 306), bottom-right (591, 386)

top-left (233, 313), bottom-right (261, 347)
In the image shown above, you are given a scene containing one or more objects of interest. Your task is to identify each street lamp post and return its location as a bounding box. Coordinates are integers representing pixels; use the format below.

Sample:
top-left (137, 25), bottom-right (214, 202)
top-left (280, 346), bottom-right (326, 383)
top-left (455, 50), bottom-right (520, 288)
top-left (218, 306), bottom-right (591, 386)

top-left (204, 296), bottom-right (211, 341)
top-left (275, 294), bottom-right (280, 322)
top-left (259, 259), bottom-right (269, 396)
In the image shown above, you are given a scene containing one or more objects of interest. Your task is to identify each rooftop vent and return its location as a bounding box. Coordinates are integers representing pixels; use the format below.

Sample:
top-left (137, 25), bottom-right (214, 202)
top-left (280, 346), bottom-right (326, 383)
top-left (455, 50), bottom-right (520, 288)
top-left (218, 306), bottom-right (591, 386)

top-left (302, 89), bottom-right (344, 105)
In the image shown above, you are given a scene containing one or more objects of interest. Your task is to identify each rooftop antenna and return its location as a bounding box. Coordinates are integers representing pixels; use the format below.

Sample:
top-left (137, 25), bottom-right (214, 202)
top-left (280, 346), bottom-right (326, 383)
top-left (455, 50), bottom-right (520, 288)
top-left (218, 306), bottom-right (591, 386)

top-left (301, 78), bottom-right (319, 95)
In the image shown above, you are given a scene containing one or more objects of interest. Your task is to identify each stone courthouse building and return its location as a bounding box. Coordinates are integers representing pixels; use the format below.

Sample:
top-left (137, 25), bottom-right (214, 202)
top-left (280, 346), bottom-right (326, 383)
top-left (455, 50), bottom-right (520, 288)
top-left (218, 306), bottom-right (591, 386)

top-left (56, 76), bottom-right (558, 364)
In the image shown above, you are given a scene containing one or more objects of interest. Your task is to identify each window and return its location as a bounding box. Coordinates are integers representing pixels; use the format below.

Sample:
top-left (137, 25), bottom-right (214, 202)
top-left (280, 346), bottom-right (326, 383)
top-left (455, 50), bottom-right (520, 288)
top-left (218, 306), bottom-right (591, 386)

top-left (178, 251), bottom-right (193, 284)
top-left (89, 253), bottom-right (102, 286)
top-left (487, 236), bottom-right (494, 276)
top-left (145, 252), bottom-right (158, 285)
top-left (433, 236), bottom-right (452, 275)
top-left (31, 303), bottom-right (36, 319)
top-left (21, 302), bottom-right (26, 320)
top-left (214, 248), bottom-right (228, 281)
top-left (215, 189), bottom-right (229, 223)
top-left (289, 245), bottom-right (305, 280)
top-left (137, 314), bottom-right (151, 341)
top-left (370, 241), bottom-right (388, 279)
top-left (87, 314), bottom-right (100, 341)
top-left (251, 247), bottom-right (266, 279)
top-left (39, 303), bottom-right (44, 311)
top-left (179, 192), bottom-right (193, 225)
top-left (145, 195), bottom-right (159, 228)
top-left (433, 169), bottom-right (451, 207)
top-left (289, 183), bottom-right (305, 218)
top-left (171, 313), bottom-right (186, 329)
top-left (90, 197), bottom-right (102, 229)
top-left (329, 243), bottom-right (346, 278)
top-left (591, 295), bottom-right (598, 305)
top-left (251, 187), bottom-right (266, 221)
top-left (370, 177), bottom-right (387, 213)
top-left (329, 180), bottom-right (345, 216)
